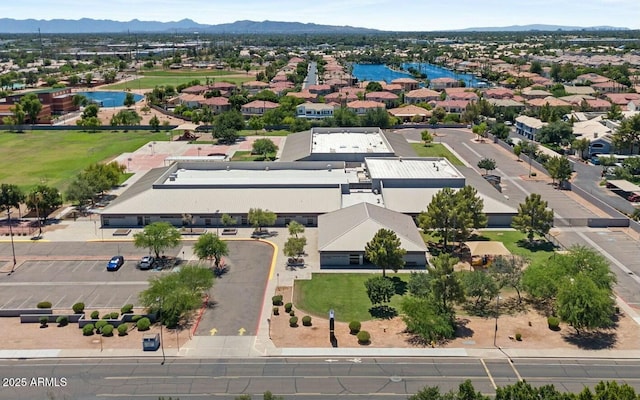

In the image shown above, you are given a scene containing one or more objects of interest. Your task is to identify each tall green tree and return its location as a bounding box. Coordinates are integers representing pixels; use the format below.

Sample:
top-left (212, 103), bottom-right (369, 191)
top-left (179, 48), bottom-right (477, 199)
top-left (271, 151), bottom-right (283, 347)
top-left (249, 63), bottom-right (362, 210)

top-left (139, 265), bottom-right (213, 327)
top-left (247, 208), bottom-right (277, 232)
top-left (133, 222), bottom-right (182, 259)
top-left (460, 270), bottom-right (499, 306)
top-left (283, 237), bottom-right (307, 258)
top-left (20, 93), bottom-right (43, 125)
top-left (149, 115), bottom-right (160, 131)
top-left (511, 193), bottom-right (554, 243)
top-left (400, 296), bottom-right (456, 344)
top-left (557, 274), bottom-right (615, 334)
top-left (287, 221), bottom-right (305, 238)
top-left (26, 185), bottom-right (62, 225)
top-left (124, 92), bottom-right (136, 108)
top-left (545, 156), bottom-right (573, 187)
top-left (489, 255), bottom-right (526, 304)
top-left (364, 275), bottom-right (396, 305)
top-left (193, 232), bottom-right (229, 269)
top-left (491, 122), bottom-right (510, 140)
top-left (571, 137), bottom-right (590, 160)
top-left (0, 183), bottom-right (24, 214)
top-left (364, 228), bottom-right (406, 277)
top-left (537, 121), bottom-right (574, 146)
top-left (477, 158), bottom-right (496, 175)
top-left (612, 114), bottom-right (640, 154)
top-left (420, 129), bottom-right (433, 146)
top-left (429, 254), bottom-right (465, 315)
top-left (252, 138), bottom-right (278, 160)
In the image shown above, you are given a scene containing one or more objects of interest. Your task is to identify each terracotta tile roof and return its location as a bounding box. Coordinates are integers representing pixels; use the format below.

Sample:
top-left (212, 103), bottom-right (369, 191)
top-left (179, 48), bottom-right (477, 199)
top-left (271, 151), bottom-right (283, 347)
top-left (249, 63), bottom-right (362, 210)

top-left (242, 100), bottom-right (279, 109)
top-left (200, 97), bottom-right (230, 106)
top-left (347, 100), bottom-right (386, 109)
top-left (527, 96), bottom-right (571, 107)
top-left (365, 91), bottom-right (399, 100)
top-left (405, 88), bottom-right (441, 98)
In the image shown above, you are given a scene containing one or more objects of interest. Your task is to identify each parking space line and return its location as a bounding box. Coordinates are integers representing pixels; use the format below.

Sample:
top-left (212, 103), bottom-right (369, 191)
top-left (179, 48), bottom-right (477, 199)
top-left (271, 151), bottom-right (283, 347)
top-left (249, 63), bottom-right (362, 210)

top-left (40, 261), bottom-right (56, 273)
top-left (71, 261), bottom-right (86, 273)
top-left (17, 295), bottom-right (33, 309)
top-left (53, 295), bottom-right (67, 309)
top-left (1, 295), bottom-right (16, 309)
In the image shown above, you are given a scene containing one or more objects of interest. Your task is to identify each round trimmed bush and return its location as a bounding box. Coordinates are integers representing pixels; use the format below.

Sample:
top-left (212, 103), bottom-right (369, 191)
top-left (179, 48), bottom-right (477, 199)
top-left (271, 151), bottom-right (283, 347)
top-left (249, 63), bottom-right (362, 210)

top-left (272, 307), bottom-right (279, 316)
top-left (547, 316), bottom-right (560, 331)
top-left (136, 317), bottom-right (151, 331)
top-left (117, 324), bottom-right (129, 336)
top-left (289, 310), bottom-right (295, 317)
top-left (56, 316), bottom-right (69, 327)
top-left (515, 332), bottom-right (522, 341)
top-left (357, 330), bottom-right (371, 345)
top-left (102, 314), bottom-right (110, 320)
top-left (101, 324), bottom-right (114, 337)
top-left (37, 301), bottom-right (52, 309)
top-left (131, 315), bottom-right (143, 322)
top-left (95, 320), bottom-right (108, 332)
top-left (39, 316), bottom-right (49, 327)
top-left (120, 304), bottom-right (134, 314)
top-left (109, 312), bottom-right (120, 319)
top-left (72, 302), bottom-right (85, 314)
top-left (284, 303), bottom-right (293, 313)
top-left (82, 324), bottom-right (95, 336)
top-left (349, 321), bottom-right (361, 335)
top-left (272, 295), bottom-right (283, 306)
top-left (90, 311), bottom-right (99, 319)
top-left (289, 316), bottom-right (298, 327)
top-left (301, 315), bottom-right (312, 326)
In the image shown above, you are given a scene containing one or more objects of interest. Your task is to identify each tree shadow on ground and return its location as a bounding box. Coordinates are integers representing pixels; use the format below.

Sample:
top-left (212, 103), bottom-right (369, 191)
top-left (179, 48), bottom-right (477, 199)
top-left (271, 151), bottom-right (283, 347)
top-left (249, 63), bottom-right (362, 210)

top-left (562, 330), bottom-right (617, 350)
top-left (455, 318), bottom-right (474, 339)
top-left (517, 239), bottom-right (556, 252)
top-left (462, 300), bottom-right (494, 317)
top-left (389, 276), bottom-right (407, 296)
top-left (369, 305), bottom-right (398, 319)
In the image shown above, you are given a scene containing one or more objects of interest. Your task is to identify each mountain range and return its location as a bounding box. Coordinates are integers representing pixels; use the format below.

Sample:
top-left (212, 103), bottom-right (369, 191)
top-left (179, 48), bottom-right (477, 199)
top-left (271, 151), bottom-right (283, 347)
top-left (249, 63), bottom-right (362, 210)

top-left (458, 24), bottom-right (629, 32)
top-left (0, 18), bottom-right (380, 34)
top-left (0, 19), bottom-right (630, 34)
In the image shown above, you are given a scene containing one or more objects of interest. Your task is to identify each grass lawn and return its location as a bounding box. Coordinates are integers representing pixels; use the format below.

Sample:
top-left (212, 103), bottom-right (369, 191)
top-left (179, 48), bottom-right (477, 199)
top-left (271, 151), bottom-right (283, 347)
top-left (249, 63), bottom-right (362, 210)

top-left (294, 273), bottom-right (408, 322)
top-left (230, 151), bottom-right (276, 161)
top-left (104, 75), bottom-right (253, 91)
top-left (0, 130), bottom-right (167, 191)
top-left (411, 143), bottom-right (464, 166)
top-left (473, 230), bottom-right (555, 267)
top-left (240, 129), bottom-right (291, 137)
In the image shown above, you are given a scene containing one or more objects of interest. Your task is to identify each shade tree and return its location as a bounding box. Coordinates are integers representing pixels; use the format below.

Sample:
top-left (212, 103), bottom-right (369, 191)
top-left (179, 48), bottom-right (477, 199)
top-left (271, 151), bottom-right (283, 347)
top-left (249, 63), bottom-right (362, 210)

top-left (364, 228), bottom-right (406, 277)
top-left (133, 222), bottom-right (182, 260)
top-left (511, 193), bottom-right (554, 243)
top-left (193, 232), bottom-right (229, 269)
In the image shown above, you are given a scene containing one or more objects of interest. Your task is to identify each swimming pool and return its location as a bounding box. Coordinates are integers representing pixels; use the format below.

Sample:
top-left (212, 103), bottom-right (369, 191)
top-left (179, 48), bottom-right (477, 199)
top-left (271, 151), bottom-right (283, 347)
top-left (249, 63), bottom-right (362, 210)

top-left (77, 91), bottom-right (144, 108)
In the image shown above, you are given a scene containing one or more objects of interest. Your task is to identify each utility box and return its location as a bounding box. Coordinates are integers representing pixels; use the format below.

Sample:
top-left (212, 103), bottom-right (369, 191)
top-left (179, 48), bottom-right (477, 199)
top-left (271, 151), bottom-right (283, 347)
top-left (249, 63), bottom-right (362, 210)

top-left (142, 333), bottom-right (160, 351)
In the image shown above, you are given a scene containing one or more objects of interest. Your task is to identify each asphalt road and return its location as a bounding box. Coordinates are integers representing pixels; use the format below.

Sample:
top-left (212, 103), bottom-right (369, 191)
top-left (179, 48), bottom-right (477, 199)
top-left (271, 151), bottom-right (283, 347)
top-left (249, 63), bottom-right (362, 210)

top-left (0, 357), bottom-right (638, 399)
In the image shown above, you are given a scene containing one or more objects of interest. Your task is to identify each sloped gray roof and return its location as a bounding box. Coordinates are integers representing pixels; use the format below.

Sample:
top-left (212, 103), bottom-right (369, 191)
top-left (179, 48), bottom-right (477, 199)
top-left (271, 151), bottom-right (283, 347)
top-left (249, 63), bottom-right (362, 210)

top-left (382, 131), bottom-right (417, 158)
top-left (279, 130), bottom-right (312, 161)
top-left (318, 202), bottom-right (427, 253)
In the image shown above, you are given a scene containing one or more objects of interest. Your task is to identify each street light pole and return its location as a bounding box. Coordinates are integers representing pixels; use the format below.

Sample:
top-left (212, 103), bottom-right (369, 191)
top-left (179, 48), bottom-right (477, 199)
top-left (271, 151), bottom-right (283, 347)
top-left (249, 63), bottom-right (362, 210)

top-left (493, 294), bottom-right (500, 347)
top-left (156, 297), bottom-right (166, 365)
top-left (6, 209), bottom-right (17, 275)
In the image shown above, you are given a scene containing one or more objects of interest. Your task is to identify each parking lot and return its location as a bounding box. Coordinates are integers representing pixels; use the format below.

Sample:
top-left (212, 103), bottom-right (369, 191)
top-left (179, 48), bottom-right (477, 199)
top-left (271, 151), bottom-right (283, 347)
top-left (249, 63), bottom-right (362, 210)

top-left (0, 258), bottom-right (159, 310)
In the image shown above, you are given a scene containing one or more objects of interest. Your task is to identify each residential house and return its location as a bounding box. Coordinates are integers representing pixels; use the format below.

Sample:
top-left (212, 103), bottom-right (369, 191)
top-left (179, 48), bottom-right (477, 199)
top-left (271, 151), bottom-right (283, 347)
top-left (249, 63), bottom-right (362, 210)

top-left (200, 97), bottom-right (230, 115)
top-left (429, 99), bottom-right (469, 113)
top-left (486, 98), bottom-right (525, 112)
top-left (269, 81), bottom-right (294, 95)
top-left (515, 115), bottom-right (546, 141)
top-left (242, 81), bottom-right (270, 96)
top-left (483, 87), bottom-right (514, 99)
top-left (521, 88), bottom-right (552, 100)
top-left (592, 80), bottom-right (627, 94)
top-left (387, 105), bottom-right (431, 122)
top-left (307, 84), bottom-right (332, 96)
top-left (605, 93), bottom-right (640, 110)
top-left (574, 73), bottom-right (610, 85)
top-left (286, 91), bottom-right (318, 102)
top-left (526, 96), bottom-right (572, 110)
top-left (445, 90), bottom-right (479, 102)
top-left (381, 83), bottom-right (403, 94)
top-left (405, 88), bottom-right (440, 104)
top-left (346, 100), bottom-right (386, 115)
top-left (240, 100), bottom-right (279, 117)
top-left (563, 85), bottom-right (596, 96)
top-left (431, 77), bottom-right (460, 90)
top-left (296, 102), bottom-right (335, 119)
top-left (365, 91), bottom-right (399, 108)
top-left (178, 94), bottom-right (206, 108)
top-left (391, 77), bottom-right (420, 91)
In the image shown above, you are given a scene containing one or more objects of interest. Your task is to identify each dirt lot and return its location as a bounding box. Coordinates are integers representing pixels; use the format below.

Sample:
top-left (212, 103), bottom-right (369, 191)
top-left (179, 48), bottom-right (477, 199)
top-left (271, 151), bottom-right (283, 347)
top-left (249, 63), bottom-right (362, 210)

top-left (269, 287), bottom-right (640, 350)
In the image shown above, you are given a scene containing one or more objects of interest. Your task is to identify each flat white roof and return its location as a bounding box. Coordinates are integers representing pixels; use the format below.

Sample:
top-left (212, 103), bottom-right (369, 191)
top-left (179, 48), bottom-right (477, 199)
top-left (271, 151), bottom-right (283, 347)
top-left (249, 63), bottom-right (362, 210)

top-left (366, 157), bottom-right (464, 180)
top-left (382, 188), bottom-right (518, 214)
top-left (311, 130), bottom-right (391, 154)
top-left (162, 167), bottom-right (358, 186)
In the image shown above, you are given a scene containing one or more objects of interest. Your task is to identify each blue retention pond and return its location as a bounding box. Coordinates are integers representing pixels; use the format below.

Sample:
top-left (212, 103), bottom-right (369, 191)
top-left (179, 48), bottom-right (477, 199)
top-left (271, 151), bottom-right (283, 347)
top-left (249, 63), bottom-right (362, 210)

top-left (77, 91), bottom-right (144, 108)
top-left (351, 63), bottom-right (486, 88)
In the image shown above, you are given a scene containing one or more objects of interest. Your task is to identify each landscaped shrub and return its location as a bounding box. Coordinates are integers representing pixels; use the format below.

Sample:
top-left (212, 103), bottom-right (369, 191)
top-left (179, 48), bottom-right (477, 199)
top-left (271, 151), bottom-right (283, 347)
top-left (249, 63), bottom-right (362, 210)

top-left (120, 304), bottom-right (134, 314)
top-left (90, 311), bottom-right (99, 319)
top-left (357, 330), bottom-right (371, 344)
top-left (272, 307), bottom-right (279, 316)
top-left (515, 333), bottom-right (522, 341)
top-left (72, 302), bottom-right (85, 314)
top-left (131, 315), bottom-right (143, 322)
top-left (272, 295), bottom-right (283, 306)
top-left (289, 316), bottom-right (298, 327)
top-left (101, 324), bottom-right (114, 337)
top-left (289, 310), bottom-right (295, 317)
top-left (82, 324), bottom-right (95, 336)
top-left (37, 301), bottom-right (52, 309)
top-left (547, 316), bottom-right (560, 331)
top-left (102, 314), bottom-right (110, 319)
top-left (117, 324), bottom-right (129, 336)
top-left (56, 316), bottom-right (69, 327)
top-left (349, 321), bottom-right (361, 335)
top-left (39, 316), bottom-right (49, 327)
top-left (302, 315), bottom-right (312, 326)
top-left (284, 303), bottom-right (293, 313)
top-left (109, 312), bottom-right (120, 319)
top-left (137, 317), bottom-right (151, 331)
top-left (95, 320), bottom-right (108, 333)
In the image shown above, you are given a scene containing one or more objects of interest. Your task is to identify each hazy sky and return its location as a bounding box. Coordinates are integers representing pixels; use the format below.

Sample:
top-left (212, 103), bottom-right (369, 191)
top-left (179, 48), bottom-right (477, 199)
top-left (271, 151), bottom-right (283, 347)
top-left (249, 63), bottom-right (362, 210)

top-left (2, 0), bottom-right (639, 31)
